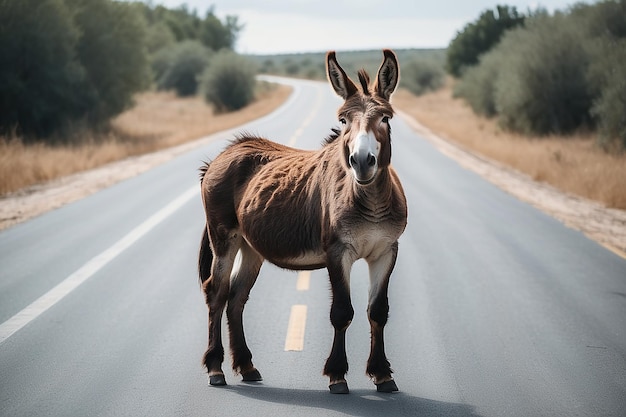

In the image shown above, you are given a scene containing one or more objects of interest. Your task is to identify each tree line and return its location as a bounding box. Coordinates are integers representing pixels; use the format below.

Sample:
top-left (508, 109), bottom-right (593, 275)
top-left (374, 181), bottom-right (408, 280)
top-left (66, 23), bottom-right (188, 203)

top-left (448, 1), bottom-right (626, 150)
top-left (0, 0), bottom-right (255, 141)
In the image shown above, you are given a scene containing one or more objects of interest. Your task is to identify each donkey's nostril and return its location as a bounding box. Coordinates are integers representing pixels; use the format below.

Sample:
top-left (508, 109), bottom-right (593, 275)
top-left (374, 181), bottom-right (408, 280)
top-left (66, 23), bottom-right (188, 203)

top-left (349, 154), bottom-right (357, 168)
top-left (367, 154), bottom-right (376, 167)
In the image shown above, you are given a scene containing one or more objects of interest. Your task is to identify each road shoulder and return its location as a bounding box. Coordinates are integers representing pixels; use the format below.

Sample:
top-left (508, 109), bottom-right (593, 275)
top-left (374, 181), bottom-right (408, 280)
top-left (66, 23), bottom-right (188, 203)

top-left (398, 109), bottom-right (626, 259)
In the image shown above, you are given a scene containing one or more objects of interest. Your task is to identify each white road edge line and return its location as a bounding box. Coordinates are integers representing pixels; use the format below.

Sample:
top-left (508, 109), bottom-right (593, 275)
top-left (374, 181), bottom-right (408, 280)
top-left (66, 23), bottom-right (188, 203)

top-left (0, 185), bottom-right (200, 345)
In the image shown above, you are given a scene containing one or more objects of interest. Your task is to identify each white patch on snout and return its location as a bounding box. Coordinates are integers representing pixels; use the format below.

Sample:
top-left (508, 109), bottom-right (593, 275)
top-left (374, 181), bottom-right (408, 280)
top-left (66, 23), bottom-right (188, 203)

top-left (350, 130), bottom-right (380, 183)
top-left (353, 130), bottom-right (380, 160)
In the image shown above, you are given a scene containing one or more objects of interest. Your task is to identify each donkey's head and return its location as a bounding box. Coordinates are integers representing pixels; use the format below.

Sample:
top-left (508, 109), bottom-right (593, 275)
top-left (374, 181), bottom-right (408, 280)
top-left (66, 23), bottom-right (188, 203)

top-left (326, 49), bottom-right (399, 186)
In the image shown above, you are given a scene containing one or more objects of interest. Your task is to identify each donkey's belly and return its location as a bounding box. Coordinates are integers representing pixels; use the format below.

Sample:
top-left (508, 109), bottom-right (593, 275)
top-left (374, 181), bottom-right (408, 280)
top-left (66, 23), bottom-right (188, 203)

top-left (243, 230), bottom-right (326, 270)
top-left (269, 251), bottom-right (327, 271)
top-left (239, 207), bottom-right (326, 270)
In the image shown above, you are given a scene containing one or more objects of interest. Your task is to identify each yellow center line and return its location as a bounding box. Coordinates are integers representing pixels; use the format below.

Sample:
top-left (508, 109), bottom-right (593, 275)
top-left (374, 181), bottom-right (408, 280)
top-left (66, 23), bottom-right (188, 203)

top-left (284, 305), bottom-right (307, 351)
top-left (296, 271), bottom-right (311, 291)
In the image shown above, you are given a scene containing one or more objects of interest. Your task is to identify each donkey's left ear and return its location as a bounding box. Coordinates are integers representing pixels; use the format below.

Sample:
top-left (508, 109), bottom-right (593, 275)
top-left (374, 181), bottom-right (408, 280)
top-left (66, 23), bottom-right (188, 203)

top-left (375, 49), bottom-right (399, 100)
top-left (326, 51), bottom-right (358, 100)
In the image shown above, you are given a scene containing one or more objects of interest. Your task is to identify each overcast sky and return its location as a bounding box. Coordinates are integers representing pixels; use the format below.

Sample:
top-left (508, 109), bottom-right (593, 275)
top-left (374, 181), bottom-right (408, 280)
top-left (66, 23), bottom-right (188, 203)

top-left (146, 0), bottom-right (591, 54)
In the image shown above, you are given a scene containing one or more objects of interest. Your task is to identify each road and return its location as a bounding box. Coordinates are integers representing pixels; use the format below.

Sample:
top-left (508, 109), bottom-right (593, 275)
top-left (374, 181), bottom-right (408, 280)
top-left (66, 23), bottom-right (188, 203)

top-left (1, 76), bottom-right (625, 417)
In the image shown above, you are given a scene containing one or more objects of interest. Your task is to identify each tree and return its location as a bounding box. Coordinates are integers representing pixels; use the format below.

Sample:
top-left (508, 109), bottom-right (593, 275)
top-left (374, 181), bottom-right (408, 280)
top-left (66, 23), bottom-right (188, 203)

top-left (199, 10), bottom-right (242, 51)
top-left (0, 0), bottom-right (85, 138)
top-left (68, 0), bottom-right (150, 127)
top-left (141, 4), bottom-right (241, 52)
top-left (446, 5), bottom-right (525, 77)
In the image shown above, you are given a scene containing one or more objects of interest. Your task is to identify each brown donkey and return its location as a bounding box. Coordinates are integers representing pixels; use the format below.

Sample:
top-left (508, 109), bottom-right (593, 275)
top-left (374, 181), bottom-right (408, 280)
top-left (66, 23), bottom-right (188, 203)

top-left (198, 50), bottom-right (407, 394)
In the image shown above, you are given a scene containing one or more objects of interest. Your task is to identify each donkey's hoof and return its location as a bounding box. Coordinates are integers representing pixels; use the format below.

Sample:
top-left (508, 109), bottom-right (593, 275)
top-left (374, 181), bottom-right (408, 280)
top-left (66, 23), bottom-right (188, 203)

top-left (376, 379), bottom-right (399, 393)
top-left (242, 369), bottom-right (263, 382)
top-left (208, 374), bottom-right (227, 386)
top-left (329, 382), bottom-right (350, 394)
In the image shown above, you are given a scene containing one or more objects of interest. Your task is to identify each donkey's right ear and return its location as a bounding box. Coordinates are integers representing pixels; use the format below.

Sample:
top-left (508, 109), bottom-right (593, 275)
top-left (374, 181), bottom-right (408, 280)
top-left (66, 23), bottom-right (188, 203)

top-left (326, 51), bottom-right (358, 100)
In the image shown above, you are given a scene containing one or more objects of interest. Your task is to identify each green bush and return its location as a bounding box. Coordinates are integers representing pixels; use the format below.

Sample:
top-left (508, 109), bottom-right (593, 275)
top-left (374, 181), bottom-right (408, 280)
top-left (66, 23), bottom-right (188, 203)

top-left (453, 50), bottom-right (501, 117)
top-left (493, 14), bottom-right (592, 135)
top-left (145, 21), bottom-right (176, 55)
top-left (401, 59), bottom-right (445, 96)
top-left (580, 1), bottom-right (626, 148)
top-left (587, 39), bottom-right (626, 148)
top-left (200, 51), bottom-right (257, 112)
top-left (154, 40), bottom-right (210, 96)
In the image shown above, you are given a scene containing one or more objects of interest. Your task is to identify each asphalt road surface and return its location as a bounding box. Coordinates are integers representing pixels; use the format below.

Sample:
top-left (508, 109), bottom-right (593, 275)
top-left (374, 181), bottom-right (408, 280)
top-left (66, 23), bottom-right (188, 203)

top-left (1, 76), bottom-right (625, 417)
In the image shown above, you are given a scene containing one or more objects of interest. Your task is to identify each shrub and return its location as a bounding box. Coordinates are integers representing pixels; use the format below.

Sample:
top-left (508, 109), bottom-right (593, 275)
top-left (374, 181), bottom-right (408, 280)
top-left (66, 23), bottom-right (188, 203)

top-left (453, 50), bottom-right (501, 117)
top-left (493, 14), bottom-right (592, 135)
top-left (401, 59), bottom-right (445, 96)
top-left (200, 51), bottom-right (257, 112)
top-left (145, 21), bottom-right (176, 54)
top-left (154, 40), bottom-right (211, 96)
top-left (580, 1), bottom-right (626, 149)
top-left (587, 38), bottom-right (626, 149)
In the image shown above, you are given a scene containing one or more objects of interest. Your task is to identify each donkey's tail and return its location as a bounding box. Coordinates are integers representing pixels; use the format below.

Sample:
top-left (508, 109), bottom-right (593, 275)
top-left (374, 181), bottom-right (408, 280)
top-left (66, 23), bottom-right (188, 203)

top-left (198, 225), bottom-right (213, 285)
top-left (198, 160), bottom-right (213, 286)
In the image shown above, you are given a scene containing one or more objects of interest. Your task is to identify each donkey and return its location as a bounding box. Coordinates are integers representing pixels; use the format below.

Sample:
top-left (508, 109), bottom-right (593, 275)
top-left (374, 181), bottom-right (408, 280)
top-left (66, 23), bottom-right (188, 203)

top-left (198, 49), bottom-right (407, 394)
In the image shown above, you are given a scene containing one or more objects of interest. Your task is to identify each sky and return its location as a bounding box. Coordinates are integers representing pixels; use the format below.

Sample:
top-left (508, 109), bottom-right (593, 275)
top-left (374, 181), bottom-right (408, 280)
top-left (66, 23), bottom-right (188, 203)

top-left (147, 0), bottom-right (591, 55)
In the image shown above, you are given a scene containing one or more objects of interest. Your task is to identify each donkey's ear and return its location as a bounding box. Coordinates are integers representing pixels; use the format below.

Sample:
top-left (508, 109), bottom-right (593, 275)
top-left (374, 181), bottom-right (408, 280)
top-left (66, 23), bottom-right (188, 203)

top-left (326, 51), bottom-right (358, 100)
top-left (374, 49), bottom-right (399, 100)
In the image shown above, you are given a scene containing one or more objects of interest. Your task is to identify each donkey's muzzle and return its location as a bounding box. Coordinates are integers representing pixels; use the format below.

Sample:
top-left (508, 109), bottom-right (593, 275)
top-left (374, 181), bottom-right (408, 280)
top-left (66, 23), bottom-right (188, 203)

top-left (349, 150), bottom-right (377, 185)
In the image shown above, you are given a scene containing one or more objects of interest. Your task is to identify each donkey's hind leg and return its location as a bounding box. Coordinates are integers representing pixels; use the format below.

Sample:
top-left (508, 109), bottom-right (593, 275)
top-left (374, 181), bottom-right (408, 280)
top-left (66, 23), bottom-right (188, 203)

top-left (226, 242), bottom-right (264, 382)
top-left (201, 225), bottom-right (240, 386)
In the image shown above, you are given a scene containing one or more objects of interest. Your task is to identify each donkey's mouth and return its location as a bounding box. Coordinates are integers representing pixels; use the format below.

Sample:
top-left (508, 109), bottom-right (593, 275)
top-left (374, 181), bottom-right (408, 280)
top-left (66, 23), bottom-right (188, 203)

top-left (355, 176), bottom-right (376, 186)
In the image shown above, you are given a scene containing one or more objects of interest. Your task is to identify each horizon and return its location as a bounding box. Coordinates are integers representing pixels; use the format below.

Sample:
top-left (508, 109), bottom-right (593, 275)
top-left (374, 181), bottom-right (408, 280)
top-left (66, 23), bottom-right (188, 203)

top-left (139, 0), bottom-right (591, 54)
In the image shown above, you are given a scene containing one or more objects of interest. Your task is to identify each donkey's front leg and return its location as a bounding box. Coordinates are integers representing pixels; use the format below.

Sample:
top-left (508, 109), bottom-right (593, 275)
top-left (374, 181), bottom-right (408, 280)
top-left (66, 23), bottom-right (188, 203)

top-left (366, 242), bottom-right (399, 393)
top-left (324, 246), bottom-right (355, 394)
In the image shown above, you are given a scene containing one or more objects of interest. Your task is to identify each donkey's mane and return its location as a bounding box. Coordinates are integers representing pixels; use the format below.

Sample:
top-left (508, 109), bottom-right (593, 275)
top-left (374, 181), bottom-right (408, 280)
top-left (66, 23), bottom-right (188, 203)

top-left (199, 162), bottom-right (210, 182)
top-left (323, 128), bottom-right (341, 146)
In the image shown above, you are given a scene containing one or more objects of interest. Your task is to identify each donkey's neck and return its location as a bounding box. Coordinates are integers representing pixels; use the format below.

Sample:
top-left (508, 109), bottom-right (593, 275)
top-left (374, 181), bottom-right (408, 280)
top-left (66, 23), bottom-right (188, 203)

top-left (352, 169), bottom-right (395, 223)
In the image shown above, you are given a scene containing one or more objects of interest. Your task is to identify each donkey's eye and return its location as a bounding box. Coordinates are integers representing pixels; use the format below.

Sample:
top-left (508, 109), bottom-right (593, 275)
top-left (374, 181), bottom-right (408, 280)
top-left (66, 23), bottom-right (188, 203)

top-left (339, 118), bottom-right (347, 125)
top-left (381, 116), bottom-right (390, 124)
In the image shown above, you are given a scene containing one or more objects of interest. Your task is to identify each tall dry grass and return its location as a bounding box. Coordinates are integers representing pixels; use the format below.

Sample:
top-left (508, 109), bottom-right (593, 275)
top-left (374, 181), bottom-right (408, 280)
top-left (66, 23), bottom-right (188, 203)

top-left (0, 83), bottom-right (291, 196)
top-left (393, 82), bottom-right (626, 210)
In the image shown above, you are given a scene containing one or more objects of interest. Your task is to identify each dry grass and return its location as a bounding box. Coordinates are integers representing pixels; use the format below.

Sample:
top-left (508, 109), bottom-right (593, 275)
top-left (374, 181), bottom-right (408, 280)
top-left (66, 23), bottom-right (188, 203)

top-left (0, 83), bottom-right (292, 196)
top-left (393, 82), bottom-right (626, 210)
